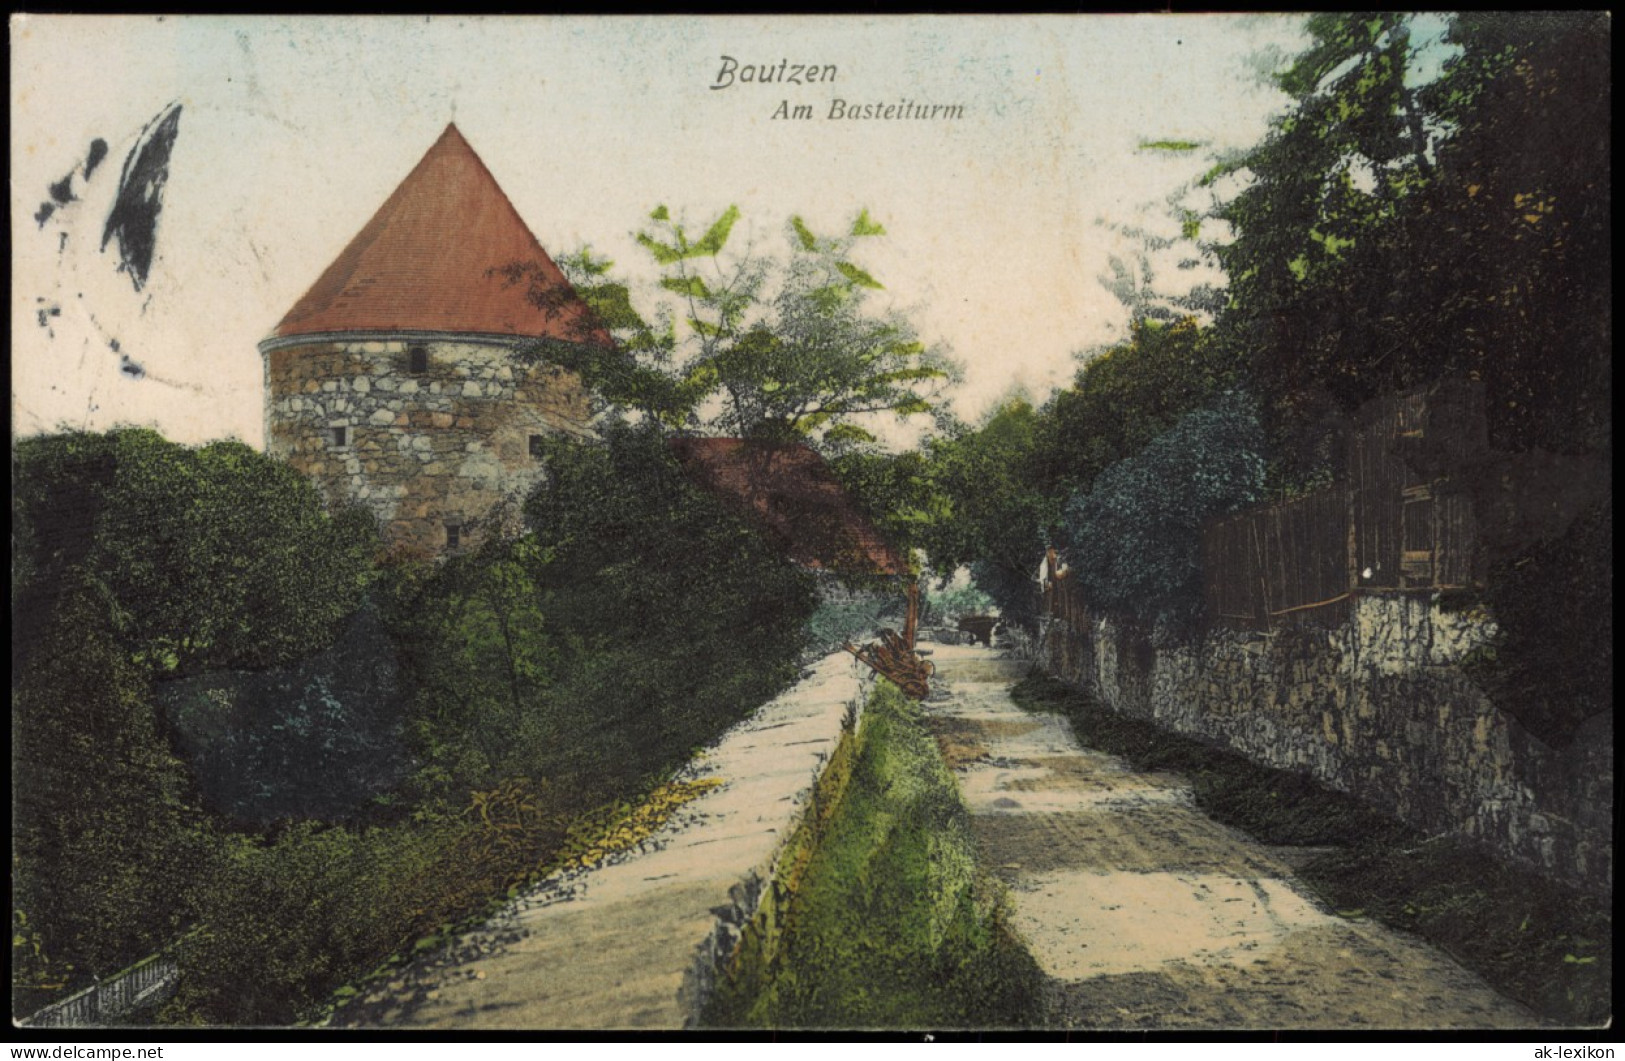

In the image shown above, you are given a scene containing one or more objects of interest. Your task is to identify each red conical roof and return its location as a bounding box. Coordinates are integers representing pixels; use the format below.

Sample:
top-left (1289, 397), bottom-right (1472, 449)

top-left (271, 124), bottom-right (605, 344)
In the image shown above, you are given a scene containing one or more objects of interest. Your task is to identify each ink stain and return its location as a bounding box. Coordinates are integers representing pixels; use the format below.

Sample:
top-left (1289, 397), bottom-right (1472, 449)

top-left (49, 173), bottom-right (75, 205)
top-left (120, 355), bottom-right (146, 380)
top-left (35, 202), bottom-right (56, 228)
top-left (85, 138), bottom-right (109, 180)
top-left (102, 102), bottom-right (183, 292)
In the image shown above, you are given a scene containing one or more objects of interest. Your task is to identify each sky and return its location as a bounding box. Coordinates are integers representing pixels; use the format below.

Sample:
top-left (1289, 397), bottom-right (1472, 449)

top-left (11, 14), bottom-right (1310, 449)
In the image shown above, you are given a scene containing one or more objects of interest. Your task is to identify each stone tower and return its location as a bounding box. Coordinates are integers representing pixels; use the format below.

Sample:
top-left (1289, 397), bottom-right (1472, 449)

top-left (261, 123), bottom-right (604, 555)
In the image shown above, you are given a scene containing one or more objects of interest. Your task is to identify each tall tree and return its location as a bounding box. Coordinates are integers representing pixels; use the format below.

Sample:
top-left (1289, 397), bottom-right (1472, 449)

top-left (917, 399), bottom-right (1057, 630)
top-left (511, 208), bottom-right (955, 448)
top-left (1210, 13), bottom-right (1610, 475)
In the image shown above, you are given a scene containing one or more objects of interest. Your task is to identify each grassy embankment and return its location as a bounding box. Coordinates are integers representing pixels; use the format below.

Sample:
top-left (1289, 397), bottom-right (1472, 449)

top-left (704, 679), bottom-right (1044, 1029)
top-left (1011, 671), bottom-right (1612, 1027)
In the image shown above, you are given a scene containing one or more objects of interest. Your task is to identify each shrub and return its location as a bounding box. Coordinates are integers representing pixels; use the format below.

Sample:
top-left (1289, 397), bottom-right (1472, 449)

top-left (1063, 393), bottom-right (1265, 624)
top-left (1466, 501), bottom-right (1612, 747)
top-left (11, 578), bottom-right (220, 1017)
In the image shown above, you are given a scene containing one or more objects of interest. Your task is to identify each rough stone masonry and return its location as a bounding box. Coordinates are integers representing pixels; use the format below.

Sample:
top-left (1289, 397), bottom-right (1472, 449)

top-left (1042, 593), bottom-right (1613, 895)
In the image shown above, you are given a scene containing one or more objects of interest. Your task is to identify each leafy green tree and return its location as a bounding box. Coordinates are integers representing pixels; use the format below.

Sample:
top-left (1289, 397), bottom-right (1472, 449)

top-left (828, 447), bottom-right (941, 575)
top-left (917, 399), bottom-right (1058, 630)
top-left (1037, 317), bottom-right (1243, 504)
top-left (12, 577), bottom-right (219, 1014)
top-left (1209, 13), bottom-right (1610, 472)
top-left (384, 425), bottom-right (818, 798)
top-left (378, 544), bottom-right (562, 798)
top-left (521, 425), bottom-right (818, 778)
top-left (514, 208), bottom-right (955, 448)
top-left (1063, 394), bottom-right (1267, 624)
top-left (11, 429), bottom-right (379, 1013)
top-left (13, 430), bottom-right (379, 678)
top-left (1407, 12), bottom-right (1611, 453)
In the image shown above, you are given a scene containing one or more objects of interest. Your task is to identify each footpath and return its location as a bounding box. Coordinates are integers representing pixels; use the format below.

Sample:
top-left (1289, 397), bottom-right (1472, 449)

top-left (923, 643), bottom-right (1537, 1031)
top-left (335, 650), bottom-right (866, 1030)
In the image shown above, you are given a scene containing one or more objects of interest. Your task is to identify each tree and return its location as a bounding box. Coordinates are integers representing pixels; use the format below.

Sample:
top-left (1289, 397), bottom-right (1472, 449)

top-left (511, 207), bottom-right (956, 449)
top-left (917, 399), bottom-right (1058, 631)
top-left (12, 576), bottom-right (219, 1013)
top-left (1037, 317), bottom-right (1243, 504)
top-left (381, 424), bottom-right (820, 798)
top-left (1208, 13), bottom-right (1610, 475)
top-left (12, 430), bottom-right (379, 678)
top-left (1409, 12), bottom-right (1611, 453)
top-left (11, 429), bottom-right (380, 1010)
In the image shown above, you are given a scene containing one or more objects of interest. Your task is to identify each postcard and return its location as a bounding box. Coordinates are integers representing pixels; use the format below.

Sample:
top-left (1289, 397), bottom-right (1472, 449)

top-left (10, 14), bottom-right (1609, 1036)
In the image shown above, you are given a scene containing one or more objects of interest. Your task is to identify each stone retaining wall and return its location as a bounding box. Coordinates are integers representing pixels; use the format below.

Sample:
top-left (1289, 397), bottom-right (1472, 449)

top-left (1041, 594), bottom-right (1612, 894)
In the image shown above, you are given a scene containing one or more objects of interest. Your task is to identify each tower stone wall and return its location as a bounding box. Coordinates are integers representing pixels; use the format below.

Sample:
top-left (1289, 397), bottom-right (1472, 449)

top-left (263, 335), bottom-right (590, 555)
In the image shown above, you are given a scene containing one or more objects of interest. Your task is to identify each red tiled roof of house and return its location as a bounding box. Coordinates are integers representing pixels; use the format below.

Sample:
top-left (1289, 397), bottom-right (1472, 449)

top-left (272, 124), bottom-right (606, 344)
top-left (669, 437), bottom-right (908, 577)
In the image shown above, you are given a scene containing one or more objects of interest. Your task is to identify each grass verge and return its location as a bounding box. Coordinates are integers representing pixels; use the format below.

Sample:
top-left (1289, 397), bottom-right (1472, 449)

top-left (1011, 670), bottom-right (1612, 1027)
top-left (704, 679), bottom-right (1044, 1030)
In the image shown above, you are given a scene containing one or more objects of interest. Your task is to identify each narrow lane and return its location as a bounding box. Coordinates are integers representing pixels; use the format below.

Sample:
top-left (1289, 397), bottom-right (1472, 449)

top-left (923, 643), bottom-right (1537, 1031)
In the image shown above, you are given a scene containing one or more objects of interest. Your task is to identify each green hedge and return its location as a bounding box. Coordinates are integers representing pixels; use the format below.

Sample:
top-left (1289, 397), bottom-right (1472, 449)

top-left (708, 680), bottom-right (1044, 1029)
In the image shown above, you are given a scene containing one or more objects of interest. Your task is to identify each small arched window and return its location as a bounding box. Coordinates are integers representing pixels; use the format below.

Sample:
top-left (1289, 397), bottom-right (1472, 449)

top-left (409, 346), bottom-right (428, 374)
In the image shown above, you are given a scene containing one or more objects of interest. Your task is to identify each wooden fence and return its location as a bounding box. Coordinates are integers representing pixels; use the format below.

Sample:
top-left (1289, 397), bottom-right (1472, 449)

top-left (1052, 378), bottom-right (1601, 634)
top-left (1201, 383), bottom-right (1488, 629)
top-left (1203, 485), bottom-right (1355, 629)
top-left (21, 950), bottom-right (180, 1028)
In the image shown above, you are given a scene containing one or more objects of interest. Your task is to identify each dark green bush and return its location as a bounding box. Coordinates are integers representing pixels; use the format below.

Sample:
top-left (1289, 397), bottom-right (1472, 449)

top-left (11, 579), bottom-right (220, 1017)
top-left (1063, 393), bottom-right (1266, 625)
top-left (14, 422), bottom-right (823, 1026)
top-left (13, 430), bottom-right (378, 678)
top-left (385, 423), bottom-right (818, 797)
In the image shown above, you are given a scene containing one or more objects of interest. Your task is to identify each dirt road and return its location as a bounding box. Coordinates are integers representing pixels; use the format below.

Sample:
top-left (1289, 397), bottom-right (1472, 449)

top-left (923, 644), bottom-right (1538, 1031)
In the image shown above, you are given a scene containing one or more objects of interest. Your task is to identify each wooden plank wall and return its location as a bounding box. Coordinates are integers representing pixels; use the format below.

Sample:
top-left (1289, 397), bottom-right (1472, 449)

top-left (1200, 384), bottom-right (1487, 630)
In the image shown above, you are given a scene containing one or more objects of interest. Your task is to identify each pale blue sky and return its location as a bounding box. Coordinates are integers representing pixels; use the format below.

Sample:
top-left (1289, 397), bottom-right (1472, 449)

top-left (12, 14), bottom-right (1308, 446)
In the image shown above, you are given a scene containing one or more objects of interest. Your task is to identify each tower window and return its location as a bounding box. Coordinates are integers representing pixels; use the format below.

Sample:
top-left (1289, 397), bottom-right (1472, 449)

top-left (529, 434), bottom-right (545, 459)
top-left (330, 425), bottom-right (348, 448)
top-left (445, 523), bottom-right (461, 551)
top-left (409, 346), bottom-right (428, 374)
